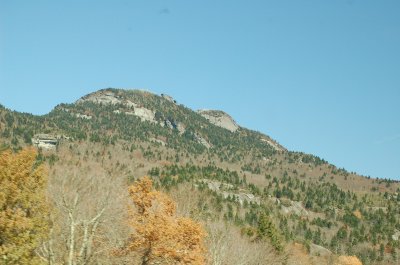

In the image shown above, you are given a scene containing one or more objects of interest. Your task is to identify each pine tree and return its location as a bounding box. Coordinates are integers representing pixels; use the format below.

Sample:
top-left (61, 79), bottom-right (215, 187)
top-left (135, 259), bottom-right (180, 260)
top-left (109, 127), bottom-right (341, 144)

top-left (257, 212), bottom-right (283, 252)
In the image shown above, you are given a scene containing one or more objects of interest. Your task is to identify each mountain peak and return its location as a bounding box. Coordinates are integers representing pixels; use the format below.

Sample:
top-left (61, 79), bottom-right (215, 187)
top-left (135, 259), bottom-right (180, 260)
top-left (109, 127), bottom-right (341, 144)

top-left (53, 88), bottom-right (284, 151)
top-left (197, 109), bottom-right (239, 132)
top-left (76, 88), bottom-right (156, 105)
top-left (76, 89), bottom-right (121, 105)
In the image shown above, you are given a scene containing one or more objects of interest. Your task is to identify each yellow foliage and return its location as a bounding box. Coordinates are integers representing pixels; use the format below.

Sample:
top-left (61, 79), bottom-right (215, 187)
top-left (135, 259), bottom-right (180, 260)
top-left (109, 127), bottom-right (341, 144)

top-left (336, 255), bottom-right (363, 265)
top-left (119, 176), bottom-right (206, 264)
top-left (0, 148), bottom-right (49, 264)
top-left (353, 210), bottom-right (362, 219)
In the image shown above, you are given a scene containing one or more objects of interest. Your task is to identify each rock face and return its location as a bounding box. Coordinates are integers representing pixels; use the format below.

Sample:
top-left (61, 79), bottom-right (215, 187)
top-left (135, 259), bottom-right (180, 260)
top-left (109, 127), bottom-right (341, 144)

top-left (131, 107), bottom-right (156, 123)
top-left (310, 244), bottom-right (332, 257)
top-left (58, 107), bottom-right (92, 120)
top-left (260, 138), bottom-right (285, 152)
top-left (280, 200), bottom-right (309, 216)
top-left (77, 90), bottom-right (122, 105)
top-left (77, 89), bottom-right (157, 123)
top-left (197, 110), bottom-right (239, 132)
top-left (199, 179), bottom-right (260, 205)
top-left (176, 123), bottom-right (185, 135)
top-left (75, 113), bottom-right (92, 120)
top-left (74, 89), bottom-right (284, 151)
top-left (193, 133), bottom-right (211, 149)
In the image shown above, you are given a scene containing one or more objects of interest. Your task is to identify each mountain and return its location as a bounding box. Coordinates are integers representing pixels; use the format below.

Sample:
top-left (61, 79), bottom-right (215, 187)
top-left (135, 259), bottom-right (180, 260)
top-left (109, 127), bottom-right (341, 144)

top-left (0, 88), bottom-right (399, 265)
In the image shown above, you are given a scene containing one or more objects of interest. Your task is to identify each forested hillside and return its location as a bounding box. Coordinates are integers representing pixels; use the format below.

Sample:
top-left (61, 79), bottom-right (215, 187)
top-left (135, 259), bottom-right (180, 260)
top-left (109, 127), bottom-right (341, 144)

top-left (0, 88), bottom-right (399, 265)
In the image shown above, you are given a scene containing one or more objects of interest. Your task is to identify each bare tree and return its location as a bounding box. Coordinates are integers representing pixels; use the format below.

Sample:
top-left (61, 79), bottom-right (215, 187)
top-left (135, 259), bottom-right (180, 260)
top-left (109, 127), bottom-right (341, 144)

top-left (170, 184), bottom-right (285, 265)
top-left (206, 220), bottom-right (285, 265)
top-left (169, 182), bottom-right (203, 218)
top-left (37, 168), bottom-right (129, 265)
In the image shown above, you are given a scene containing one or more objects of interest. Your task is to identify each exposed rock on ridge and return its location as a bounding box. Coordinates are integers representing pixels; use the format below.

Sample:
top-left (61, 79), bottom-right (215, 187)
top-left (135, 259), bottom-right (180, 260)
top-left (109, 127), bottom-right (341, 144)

top-left (76, 89), bottom-right (156, 123)
top-left (260, 138), bottom-right (285, 152)
top-left (197, 109), bottom-right (239, 132)
top-left (73, 89), bottom-right (283, 151)
top-left (76, 90), bottom-right (122, 105)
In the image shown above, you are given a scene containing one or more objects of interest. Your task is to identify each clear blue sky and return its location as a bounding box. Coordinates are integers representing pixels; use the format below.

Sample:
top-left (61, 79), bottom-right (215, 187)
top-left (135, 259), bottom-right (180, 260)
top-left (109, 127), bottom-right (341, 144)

top-left (1, 1), bottom-right (399, 180)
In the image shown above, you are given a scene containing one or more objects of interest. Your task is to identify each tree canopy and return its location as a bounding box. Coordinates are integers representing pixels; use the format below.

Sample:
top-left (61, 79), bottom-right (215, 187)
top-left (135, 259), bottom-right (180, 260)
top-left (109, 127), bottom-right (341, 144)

top-left (118, 176), bottom-right (207, 264)
top-left (0, 148), bottom-right (49, 264)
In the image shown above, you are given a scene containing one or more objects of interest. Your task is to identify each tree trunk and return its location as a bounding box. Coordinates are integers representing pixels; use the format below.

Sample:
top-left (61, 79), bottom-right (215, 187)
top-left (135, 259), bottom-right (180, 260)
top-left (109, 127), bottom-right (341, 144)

top-left (68, 220), bottom-right (76, 265)
top-left (142, 246), bottom-right (152, 265)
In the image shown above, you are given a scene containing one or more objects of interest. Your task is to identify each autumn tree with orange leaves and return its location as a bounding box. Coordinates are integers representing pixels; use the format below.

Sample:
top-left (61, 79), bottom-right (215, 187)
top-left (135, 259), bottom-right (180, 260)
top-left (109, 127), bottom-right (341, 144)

top-left (0, 148), bottom-right (49, 264)
top-left (117, 176), bottom-right (206, 265)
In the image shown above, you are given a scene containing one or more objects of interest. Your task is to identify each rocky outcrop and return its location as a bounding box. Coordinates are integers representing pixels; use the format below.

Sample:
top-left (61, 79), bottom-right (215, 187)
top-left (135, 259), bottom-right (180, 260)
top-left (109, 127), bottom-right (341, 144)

top-left (77, 90), bottom-right (137, 108)
top-left (193, 133), bottom-right (211, 148)
top-left (32, 134), bottom-right (72, 150)
top-left (77, 90), bottom-right (157, 123)
top-left (392, 230), bottom-right (400, 241)
top-left (77, 90), bottom-right (122, 105)
top-left (75, 90), bottom-right (284, 152)
top-left (149, 138), bottom-right (167, 146)
top-left (176, 123), bottom-right (185, 135)
top-left (201, 179), bottom-right (234, 191)
top-left (58, 107), bottom-right (93, 120)
top-left (32, 134), bottom-right (58, 149)
top-left (75, 113), bottom-right (92, 120)
top-left (161, 94), bottom-right (176, 104)
top-left (124, 100), bottom-right (138, 108)
top-left (199, 179), bottom-right (260, 205)
top-left (197, 110), bottom-right (239, 132)
top-left (132, 107), bottom-right (156, 123)
top-left (162, 118), bottom-right (185, 134)
top-left (310, 244), bottom-right (332, 257)
top-left (260, 138), bottom-right (285, 152)
top-left (280, 200), bottom-right (309, 216)
top-left (223, 192), bottom-right (260, 205)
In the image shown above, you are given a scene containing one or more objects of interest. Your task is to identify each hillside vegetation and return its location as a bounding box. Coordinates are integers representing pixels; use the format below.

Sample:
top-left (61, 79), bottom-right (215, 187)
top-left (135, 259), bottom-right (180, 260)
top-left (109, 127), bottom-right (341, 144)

top-left (0, 88), bottom-right (399, 265)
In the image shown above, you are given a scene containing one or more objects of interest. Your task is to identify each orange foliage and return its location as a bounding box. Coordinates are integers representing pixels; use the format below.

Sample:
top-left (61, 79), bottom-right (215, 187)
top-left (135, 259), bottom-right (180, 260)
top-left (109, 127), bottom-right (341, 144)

top-left (120, 176), bottom-right (206, 264)
top-left (0, 148), bottom-right (49, 264)
top-left (336, 255), bottom-right (363, 265)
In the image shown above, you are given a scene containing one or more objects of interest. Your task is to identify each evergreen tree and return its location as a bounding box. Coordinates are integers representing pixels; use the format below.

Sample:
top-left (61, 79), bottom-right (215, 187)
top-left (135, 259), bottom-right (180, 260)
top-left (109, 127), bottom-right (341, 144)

top-left (257, 212), bottom-right (283, 252)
